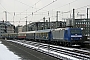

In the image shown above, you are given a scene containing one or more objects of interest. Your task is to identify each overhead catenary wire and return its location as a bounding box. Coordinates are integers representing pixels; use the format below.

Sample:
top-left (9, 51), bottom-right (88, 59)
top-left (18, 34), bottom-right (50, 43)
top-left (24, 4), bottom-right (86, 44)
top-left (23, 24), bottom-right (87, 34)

top-left (19, 0), bottom-right (80, 22)
top-left (51, 0), bottom-right (79, 11)
top-left (33, 0), bottom-right (58, 13)
top-left (2, 0), bottom-right (51, 20)
top-left (75, 4), bottom-right (90, 10)
top-left (1, 0), bottom-right (90, 26)
top-left (1, 0), bottom-right (77, 22)
top-left (0, 3), bottom-right (23, 22)
top-left (15, 0), bottom-right (79, 17)
top-left (12, 0), bottom-right (48, 23)
top-left (14, 0), bottom-right (43, 15)
top-left (20, 0), bottom-right (58, 20)
top-left (0, 3), bottom-right (7, 11)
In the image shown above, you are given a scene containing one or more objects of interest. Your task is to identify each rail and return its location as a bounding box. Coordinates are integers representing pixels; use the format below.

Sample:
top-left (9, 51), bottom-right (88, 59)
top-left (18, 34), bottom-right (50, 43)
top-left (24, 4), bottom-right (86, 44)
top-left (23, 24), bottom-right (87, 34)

top-left (7, 40), bottom-right (90, 60)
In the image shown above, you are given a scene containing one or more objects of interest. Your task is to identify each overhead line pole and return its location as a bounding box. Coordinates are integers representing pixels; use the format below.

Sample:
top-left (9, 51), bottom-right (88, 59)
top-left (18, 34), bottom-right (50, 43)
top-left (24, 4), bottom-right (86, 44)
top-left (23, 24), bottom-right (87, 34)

top-left (4, 11), bottom-right (7, 22)
top-left (87, 8), bottom-right (90, 36)
top-left (56, 11), bottom-right (60, 28)
top-left (25, 17), bottom-right (27, 32)
top-left (87, 8), bottom-right (88, 21)
top-left (72, 9), bottom-right (75, 27)
top-left (43, 17), bottom-right (45, 29)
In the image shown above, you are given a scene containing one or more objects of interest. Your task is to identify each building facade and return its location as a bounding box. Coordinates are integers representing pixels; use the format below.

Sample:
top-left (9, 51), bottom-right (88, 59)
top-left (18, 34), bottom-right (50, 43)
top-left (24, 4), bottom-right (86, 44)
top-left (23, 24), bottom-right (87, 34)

top-left (15, 25), bottom-right (23, 33)
top-left (0, 21), bottom-right (15, 38)
top-left (20, 18), bottom-right (90, 36)
top-left (75, 19), bottom-right (90, 36)
top-left (22, 21), bottom-right (66, 32)
top-left (0, 21), bottom-right (6, 38)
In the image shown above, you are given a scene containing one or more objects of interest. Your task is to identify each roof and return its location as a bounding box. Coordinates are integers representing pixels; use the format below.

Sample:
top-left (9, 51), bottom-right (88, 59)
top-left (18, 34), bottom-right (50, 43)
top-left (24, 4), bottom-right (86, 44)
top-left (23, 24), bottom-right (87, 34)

top-left (35, 29), bottom-right (52, 33)
top-left (26, 31), bottom-right (36, 34)
top-left (0, 21), bottom-right (14, 26)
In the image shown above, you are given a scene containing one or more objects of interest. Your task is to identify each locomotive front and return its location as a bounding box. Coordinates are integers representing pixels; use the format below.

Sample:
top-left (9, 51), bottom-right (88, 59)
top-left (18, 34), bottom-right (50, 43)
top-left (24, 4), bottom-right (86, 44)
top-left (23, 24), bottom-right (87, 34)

top-left (70, 28), bottom-right (83, 45)
top-left (64, 28), bottom-right (83, 45)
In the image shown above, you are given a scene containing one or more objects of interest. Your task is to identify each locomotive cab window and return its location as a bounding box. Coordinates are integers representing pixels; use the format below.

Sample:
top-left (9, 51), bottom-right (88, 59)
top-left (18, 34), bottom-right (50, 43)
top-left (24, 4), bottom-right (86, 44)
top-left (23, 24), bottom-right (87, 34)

top-left (70, 29), bottom-right (82, 34)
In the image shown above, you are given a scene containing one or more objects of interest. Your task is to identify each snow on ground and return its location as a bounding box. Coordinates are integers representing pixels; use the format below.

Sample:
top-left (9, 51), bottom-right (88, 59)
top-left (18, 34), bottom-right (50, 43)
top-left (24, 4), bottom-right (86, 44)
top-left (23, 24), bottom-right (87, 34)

top-left (0, 41), bottom-right (21, 60)
top-left (10, 40), bottom-right (79, 60)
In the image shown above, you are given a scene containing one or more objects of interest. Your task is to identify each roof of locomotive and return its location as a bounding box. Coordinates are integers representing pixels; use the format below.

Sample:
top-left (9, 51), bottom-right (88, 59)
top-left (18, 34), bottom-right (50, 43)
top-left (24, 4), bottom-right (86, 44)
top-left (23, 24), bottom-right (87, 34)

top-left (52, 28), bottom-right (66, 31)
top-left (51, 27), bottom-right (82, 31)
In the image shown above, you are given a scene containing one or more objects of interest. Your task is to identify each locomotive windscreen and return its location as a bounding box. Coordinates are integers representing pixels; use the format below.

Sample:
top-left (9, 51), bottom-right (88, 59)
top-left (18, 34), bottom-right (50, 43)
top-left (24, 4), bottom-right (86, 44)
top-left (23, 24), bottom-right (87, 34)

top-left (70, 29), bottom-right (82, 35)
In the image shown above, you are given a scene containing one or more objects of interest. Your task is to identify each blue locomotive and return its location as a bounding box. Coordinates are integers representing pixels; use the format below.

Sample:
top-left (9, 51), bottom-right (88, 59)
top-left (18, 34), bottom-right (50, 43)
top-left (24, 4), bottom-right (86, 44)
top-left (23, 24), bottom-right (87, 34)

top-left (2, 27), bottom-right (83, 46)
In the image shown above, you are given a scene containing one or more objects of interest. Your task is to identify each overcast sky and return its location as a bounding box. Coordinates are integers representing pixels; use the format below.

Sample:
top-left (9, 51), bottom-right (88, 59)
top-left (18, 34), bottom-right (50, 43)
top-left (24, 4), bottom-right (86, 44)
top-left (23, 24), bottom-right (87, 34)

top-left (0, 0), bottom-right (90, 26)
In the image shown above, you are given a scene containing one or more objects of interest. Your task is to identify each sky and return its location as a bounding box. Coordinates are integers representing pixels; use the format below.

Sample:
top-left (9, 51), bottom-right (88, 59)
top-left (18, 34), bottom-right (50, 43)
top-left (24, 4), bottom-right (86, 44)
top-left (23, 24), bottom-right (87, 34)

top-left (0, 0), bottom-right (90, 26)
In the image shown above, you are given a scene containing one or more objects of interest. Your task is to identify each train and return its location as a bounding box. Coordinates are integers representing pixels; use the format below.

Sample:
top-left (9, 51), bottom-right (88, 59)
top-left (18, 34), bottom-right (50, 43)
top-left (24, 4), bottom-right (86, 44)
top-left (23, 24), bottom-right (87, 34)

top-left (2, 27), bottom-right (84, 46)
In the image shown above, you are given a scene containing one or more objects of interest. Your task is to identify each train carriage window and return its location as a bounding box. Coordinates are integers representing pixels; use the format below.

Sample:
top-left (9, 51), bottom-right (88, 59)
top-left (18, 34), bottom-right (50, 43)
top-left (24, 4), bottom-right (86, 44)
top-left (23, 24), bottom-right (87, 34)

top-left (45, 33), bottom-right (47, 39)
top-left (32, 33), bottom-right (33, 36)
top-left (37, 33), bottom-right (39, 37)
top-left (43, 33), bottom-right (45, 38)
top-left (39, 33), bottom-right (41, 37)
top-left (41, 33), bottom-right (43, 38)
top-left (42, 33), bottom-right (43, 38)
top-left (39, 33), bottom-right (40, 37)
top-left (38, 33), bottom-right (39, 38)
top-left (41, 33), bottom-right (42, 38)
top-left (35, 33), bottom-right (37, 37)
top-left (37, 33), bottom-right (38, 37)
top-left (46, 32), bottom-right (48, 39)
top-left (44, 33), bottom-right (46, 38)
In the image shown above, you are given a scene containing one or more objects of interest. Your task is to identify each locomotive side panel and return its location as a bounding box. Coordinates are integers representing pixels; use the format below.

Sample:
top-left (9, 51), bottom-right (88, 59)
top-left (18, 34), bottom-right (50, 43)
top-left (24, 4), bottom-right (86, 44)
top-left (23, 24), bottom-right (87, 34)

top-left (51, 29), bottom-right (65, 41)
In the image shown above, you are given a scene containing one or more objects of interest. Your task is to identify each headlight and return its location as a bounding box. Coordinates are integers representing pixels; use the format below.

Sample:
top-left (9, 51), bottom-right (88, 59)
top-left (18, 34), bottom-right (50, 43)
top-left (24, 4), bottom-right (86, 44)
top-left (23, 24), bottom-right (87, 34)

top-left (80, 38), bottom-right (82, 40)
top-left (71, 38), bottom-right (73, 40)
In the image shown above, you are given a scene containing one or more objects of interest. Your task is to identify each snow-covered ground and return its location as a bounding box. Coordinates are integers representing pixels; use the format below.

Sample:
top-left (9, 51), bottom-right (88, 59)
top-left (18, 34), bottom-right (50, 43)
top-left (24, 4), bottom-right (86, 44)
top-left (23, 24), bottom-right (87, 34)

top-left (0, 41), bottom-right (21, 60)
top-left (9, 40), bottom-right (79, 60)
top-left (1, 40), bottom-right (89, 60)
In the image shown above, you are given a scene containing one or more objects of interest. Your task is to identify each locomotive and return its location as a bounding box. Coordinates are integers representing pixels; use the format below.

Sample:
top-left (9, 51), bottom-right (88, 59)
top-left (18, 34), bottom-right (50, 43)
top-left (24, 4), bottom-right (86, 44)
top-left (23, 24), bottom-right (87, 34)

top-left (2, 27), bottom-right (83, 46)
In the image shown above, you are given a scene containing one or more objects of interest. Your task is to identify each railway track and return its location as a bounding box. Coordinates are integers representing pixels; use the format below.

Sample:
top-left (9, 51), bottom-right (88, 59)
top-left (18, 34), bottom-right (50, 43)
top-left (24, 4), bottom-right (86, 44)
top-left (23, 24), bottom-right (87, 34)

top-left (50, 45), bottom-right (90, 60)
top-left (7, 40), bottom-right (90, 60)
